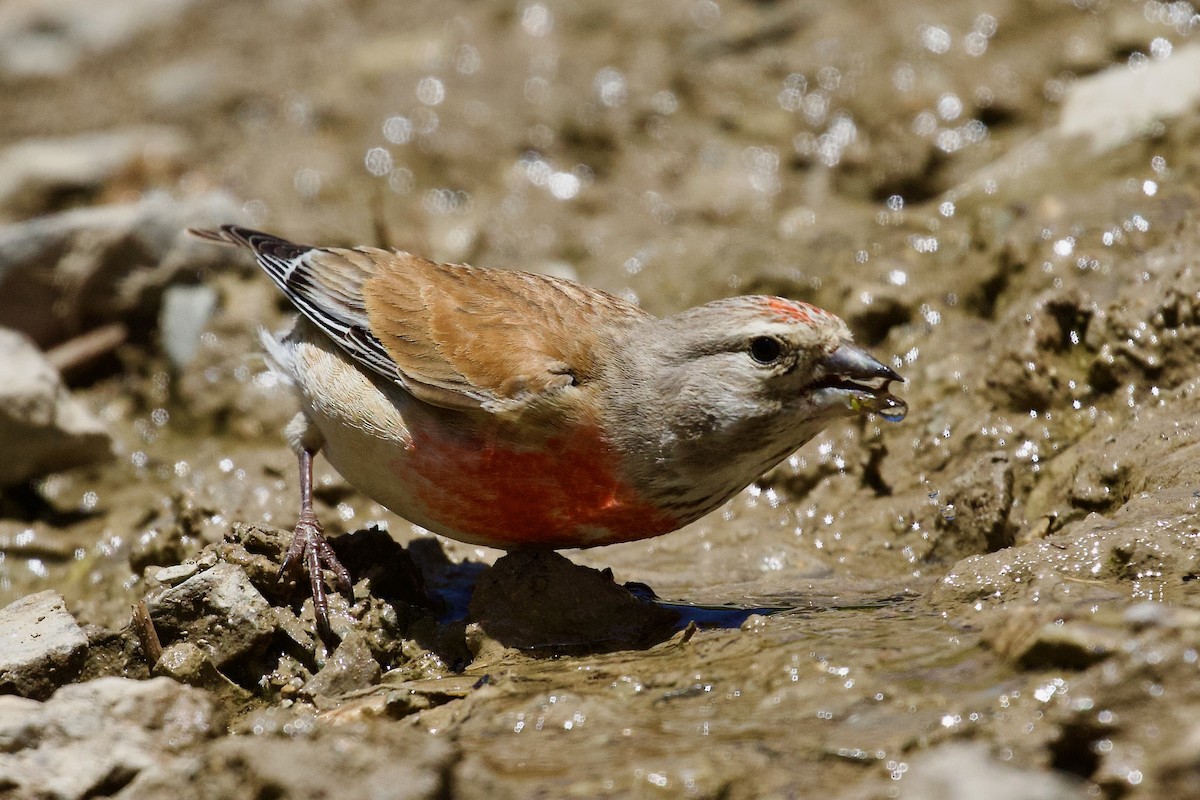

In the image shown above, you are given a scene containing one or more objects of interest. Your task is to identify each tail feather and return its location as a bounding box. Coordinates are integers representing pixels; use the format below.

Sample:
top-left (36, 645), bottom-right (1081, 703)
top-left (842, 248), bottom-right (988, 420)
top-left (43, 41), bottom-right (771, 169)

top-left (188, 225), bottom-right (314, 273)
top-left (190, 224), bottom-right (401, 386)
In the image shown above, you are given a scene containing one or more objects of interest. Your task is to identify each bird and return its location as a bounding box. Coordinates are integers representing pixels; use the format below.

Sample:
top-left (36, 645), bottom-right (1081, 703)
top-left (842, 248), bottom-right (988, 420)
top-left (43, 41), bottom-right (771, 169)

top-left (190, 225), bottom-right (907, 638)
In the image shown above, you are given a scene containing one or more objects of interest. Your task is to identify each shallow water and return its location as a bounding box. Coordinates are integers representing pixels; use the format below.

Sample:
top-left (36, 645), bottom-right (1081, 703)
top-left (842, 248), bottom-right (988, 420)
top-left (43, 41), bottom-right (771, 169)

top-left (4, 0), bottom-right (1200, 797)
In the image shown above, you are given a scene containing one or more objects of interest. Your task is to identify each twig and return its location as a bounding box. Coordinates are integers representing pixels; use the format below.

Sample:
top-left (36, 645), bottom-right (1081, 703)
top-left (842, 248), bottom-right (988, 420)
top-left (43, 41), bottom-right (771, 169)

top-left (45, 323), bottom-right (128, 373)
top-left (131, 600), bottom-right (164, 666)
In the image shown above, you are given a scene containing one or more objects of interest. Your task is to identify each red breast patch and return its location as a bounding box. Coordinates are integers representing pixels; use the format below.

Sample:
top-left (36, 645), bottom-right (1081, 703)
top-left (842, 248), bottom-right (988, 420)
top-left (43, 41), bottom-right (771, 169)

top-left (396, 419), bottom-right (679, 548)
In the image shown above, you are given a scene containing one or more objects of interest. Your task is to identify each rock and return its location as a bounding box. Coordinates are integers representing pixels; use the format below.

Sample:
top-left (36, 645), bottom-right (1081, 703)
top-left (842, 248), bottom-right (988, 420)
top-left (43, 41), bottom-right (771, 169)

top-left (839, 279), bottom-right (915, 347)
top-left (159, 284), bottom-right (218, 369)
top-left (0, 693), bottom-right (44, 751)
top-left (899, 742), bottom-right (1087, 800)
top-left (954, 43), bottom-right (1200, 202)
top-left (154, 641), bottom-right (249, 702)
top-left (0, 328), bottom-right (112, 487)
top-left (927, 451), bottom-right (1015, 560)
top-left (52, 675), bottom-right (218, 740)
top-left (152, 562), bottom-right (200, 586)
top-left (468, 552), bottom-right (680, 654)
top-left (0, 0), bottom-right (200, 78)
top-left (122, 720), bottom-right (453, 800)
top-left (985, 289), bottom-right (1094, 413)
top-left (146, 562), bottom-right (275, 671)
top-left (0, 590), bottom-right (88, 700)
top-left (328, 526), bottom-right (428, 612)
top-left (1059, 43), bottom-right (1200, 153)
top-left (304, 630), bottom-right (383, 705)
top-left (360, 674), bottom-right (481, 721)
top-left (1158, 722), bottom-right (1200, 798)
top-left (0, 676), bottom-right (221, 800)
top-left (0, 127), bottom-right (189, 221)
top-left (143, 58), bottom-right (224, 112)
top-left (985, 606), bottom-right (1119, 670)
top-left (211, 523), bottom-right (293, 595)
top-left (1014, 622), bottom-right (1118, 670)
top-left (1124, 602), bottom-right (1200, 630)
top-left (0, 190), bottom-right (240, 351)
top-left (75, 624), bottom-right (149, 685)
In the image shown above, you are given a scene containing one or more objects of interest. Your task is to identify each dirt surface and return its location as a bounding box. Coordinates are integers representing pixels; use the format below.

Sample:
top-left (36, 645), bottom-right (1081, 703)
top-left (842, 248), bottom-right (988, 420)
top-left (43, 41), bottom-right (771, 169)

top-left (3, 0), bottom-right (1200, 797)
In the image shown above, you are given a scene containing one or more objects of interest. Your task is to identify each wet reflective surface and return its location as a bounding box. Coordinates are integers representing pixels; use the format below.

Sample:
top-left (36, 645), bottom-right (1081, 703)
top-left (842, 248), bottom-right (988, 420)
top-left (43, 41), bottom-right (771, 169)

top-left (3, 0), bottom-right (1200, 797)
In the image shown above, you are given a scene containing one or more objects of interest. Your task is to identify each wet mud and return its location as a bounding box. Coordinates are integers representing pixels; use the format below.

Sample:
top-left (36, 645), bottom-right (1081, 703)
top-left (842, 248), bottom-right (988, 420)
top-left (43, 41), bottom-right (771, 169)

top-left (3, 0), bottom-right (1200, 797)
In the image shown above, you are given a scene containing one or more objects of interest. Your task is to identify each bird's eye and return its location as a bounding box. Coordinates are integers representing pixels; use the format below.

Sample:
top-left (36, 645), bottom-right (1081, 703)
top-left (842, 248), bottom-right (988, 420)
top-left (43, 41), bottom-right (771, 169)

top-left (749, 336), bottom-right (784, 365)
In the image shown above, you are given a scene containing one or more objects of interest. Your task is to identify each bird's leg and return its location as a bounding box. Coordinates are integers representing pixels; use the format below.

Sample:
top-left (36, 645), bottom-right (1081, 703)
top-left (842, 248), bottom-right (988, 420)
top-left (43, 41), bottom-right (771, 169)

top-left (279, 447), bottom-right (354, 642)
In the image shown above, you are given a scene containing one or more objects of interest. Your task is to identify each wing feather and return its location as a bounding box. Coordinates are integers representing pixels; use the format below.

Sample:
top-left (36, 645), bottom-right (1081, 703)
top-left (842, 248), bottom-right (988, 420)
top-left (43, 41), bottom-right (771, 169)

top-left (190, 225), bottom-right (650, 411)
top-left (364, 257), bottom-right (650, 407)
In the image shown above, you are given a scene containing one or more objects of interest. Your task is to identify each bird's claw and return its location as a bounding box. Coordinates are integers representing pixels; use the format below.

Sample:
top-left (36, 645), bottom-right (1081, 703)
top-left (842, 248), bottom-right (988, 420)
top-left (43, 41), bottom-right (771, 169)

top-left (279, 512), bottom-right (354, 643)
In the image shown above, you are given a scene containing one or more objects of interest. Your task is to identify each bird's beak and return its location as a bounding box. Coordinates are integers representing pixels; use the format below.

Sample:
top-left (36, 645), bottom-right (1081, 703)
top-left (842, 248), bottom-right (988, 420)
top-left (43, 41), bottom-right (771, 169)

top-left (825, 343), bottom-right (903, 385)
top-left (811, 343), bottom-right (907, 422)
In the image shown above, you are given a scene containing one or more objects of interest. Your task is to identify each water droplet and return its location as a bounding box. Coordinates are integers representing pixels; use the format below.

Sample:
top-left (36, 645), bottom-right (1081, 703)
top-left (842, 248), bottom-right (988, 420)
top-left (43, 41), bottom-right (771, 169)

top-left (852, 392), bottom-right (908, 423)
top-left (293, 168), bottom-right (320, 199)
top-left (548, 171), bottom-right (580, 200)
top-left (919, 24), bottom-right (951, 54)
top-left (964, 30), bottom-right (989, 56)
top-left (383, 115), bottom-right (412, 144)
top-left (594, 67), bottom-right (627, 108)
top-left (416, 76), bottom-right (445, 106)
top-left (455, 44), bottom-right (481, 74)
top-left (937, 93), bottom-right (963, 121)
top-left (388, 167), bottom-right (414, 195)
top-left (364, 147), bottom-right (393, 176)
top-left (521, 3), bottom-right (553, 37)
top-left (690, 0), bottom-right (720, 29)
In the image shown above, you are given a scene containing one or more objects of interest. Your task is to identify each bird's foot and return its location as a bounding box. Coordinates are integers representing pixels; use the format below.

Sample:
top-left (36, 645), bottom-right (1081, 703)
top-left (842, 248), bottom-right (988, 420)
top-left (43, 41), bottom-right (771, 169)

top-left (279, 511), bottom-right (355, 643)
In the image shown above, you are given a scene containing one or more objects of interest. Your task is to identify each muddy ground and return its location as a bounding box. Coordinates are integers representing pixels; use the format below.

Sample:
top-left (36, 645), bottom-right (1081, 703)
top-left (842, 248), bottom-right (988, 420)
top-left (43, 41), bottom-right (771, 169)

top-left (3, 0), bottom-right (1200, 797)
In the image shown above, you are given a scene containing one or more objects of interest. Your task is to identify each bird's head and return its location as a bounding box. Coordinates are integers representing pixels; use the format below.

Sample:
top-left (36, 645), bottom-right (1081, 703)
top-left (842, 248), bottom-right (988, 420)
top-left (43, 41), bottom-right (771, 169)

top-left (604, 295), bottom-right (905, 520)
top-left (650, 295), bottom-right (903, 431)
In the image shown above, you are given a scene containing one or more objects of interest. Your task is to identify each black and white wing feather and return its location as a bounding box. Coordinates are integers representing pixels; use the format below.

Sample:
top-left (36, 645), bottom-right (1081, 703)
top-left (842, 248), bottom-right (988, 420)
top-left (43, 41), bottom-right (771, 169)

top-left (188, 225), bottom-right (405, 386)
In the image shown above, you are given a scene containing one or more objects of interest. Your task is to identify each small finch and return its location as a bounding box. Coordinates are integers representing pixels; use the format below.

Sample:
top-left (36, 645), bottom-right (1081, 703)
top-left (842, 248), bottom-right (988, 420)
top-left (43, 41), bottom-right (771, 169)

top-left (191, 226), bottom-right (906, 636)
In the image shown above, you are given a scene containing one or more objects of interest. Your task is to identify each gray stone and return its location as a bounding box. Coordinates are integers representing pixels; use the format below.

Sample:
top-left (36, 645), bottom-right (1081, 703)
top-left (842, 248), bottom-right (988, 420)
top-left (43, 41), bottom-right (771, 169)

top-left (0, 676), bottom-right (220, 800)
top-left (0, 694), bottom-right (45, 752)
top-left (468, 552), bottom-right (680, 653)
top-left (0, 590), bottom-right (88, 700)
top-left (1124, 601), bottom-right (1200, 630)
top-left (900, 742), bottom-right (1087, 800)
top-left (304, 630), bottom-right (383, 704)
top-left (0, 0), bottom-right (199, 78)
top-left (147, 562), bottom-right (275, 670)
top-left (152, 561), bottom-right (200, 586)
top-left (0, 127), bottom-right (189, 221)
top-left (50, 676), bottom-right (217, 740)
top-left (159, 284), bottom-right (218, 369)
top-left (0, 329), bottom-right (113, 487)
top-left (154, 642), bottom-right (249, 702)
top-left (953, 43), bottom-right (1200, 201)
top-left (0, 190), bottom-right (240, 350)
top-left (1060, 43), bottom-right (1200, 153)
top-left (121, 722), bottom-right (453, 800)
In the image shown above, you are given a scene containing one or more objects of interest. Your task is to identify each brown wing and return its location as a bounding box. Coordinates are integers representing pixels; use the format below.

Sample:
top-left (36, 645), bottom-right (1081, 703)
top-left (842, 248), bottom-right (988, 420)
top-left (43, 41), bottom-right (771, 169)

top-left (191, 226), bottom-right (649, 411)
top-left (360, 251), bottom-right (650, 409)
